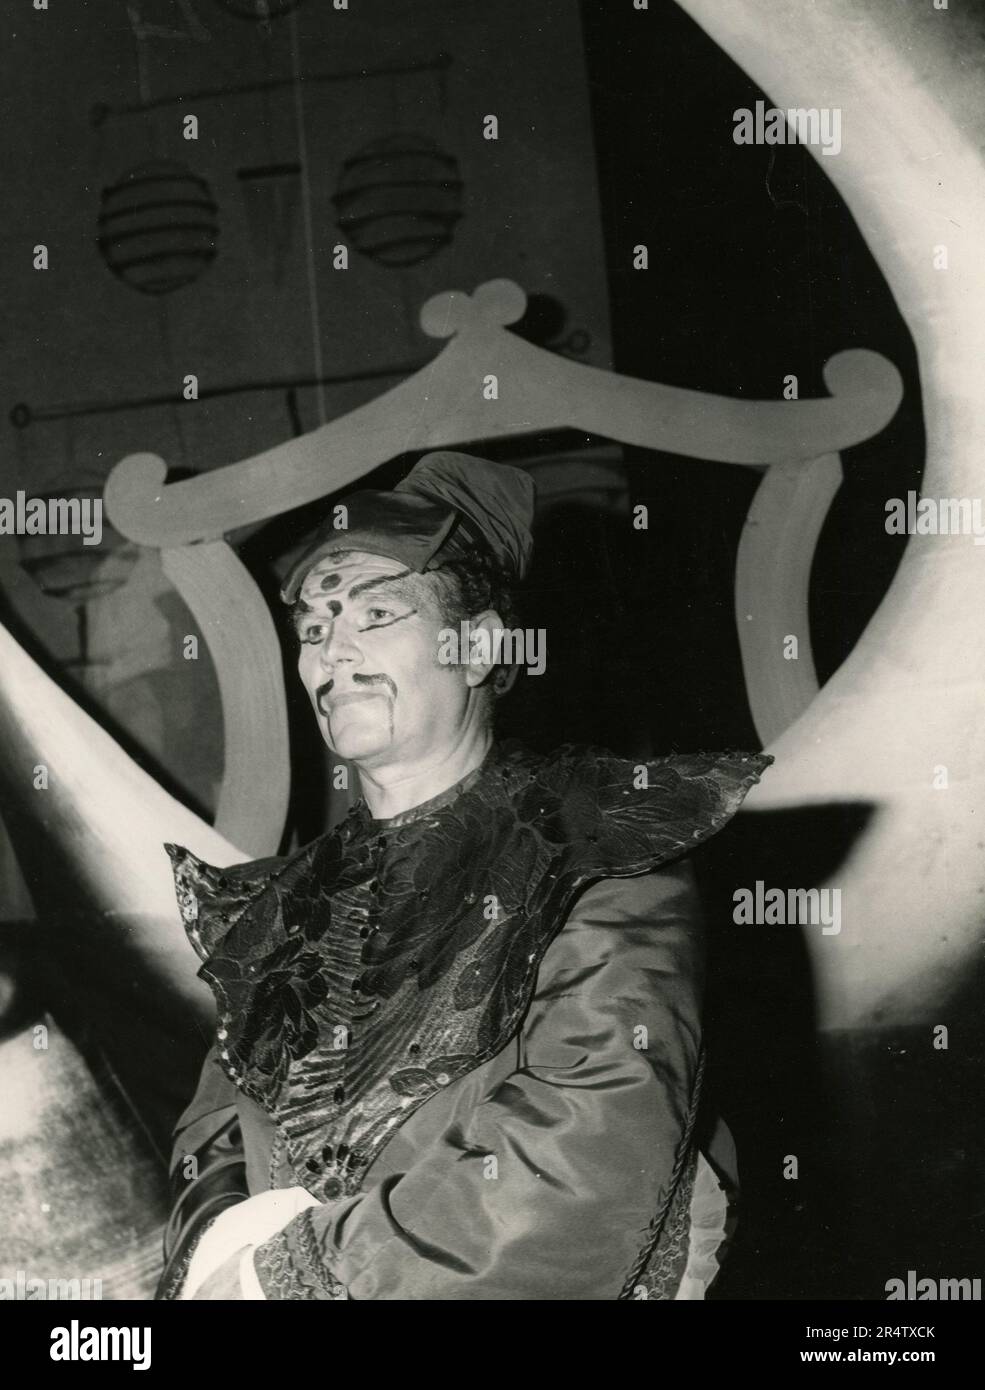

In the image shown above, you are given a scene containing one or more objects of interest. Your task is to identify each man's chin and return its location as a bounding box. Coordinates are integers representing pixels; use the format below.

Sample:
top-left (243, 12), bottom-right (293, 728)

top-left (320, 720), bottom-right (390, 764)
top-left (326, 742), bottom-right (389, 766)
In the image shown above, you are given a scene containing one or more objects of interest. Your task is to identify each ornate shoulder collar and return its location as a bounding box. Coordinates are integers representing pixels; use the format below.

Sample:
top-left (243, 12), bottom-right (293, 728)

top-left (166, 742), bottom-right (770, 1197)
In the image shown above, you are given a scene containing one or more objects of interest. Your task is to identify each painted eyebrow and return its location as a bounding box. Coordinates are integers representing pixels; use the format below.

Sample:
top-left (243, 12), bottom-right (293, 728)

top-left (292, 572), bottom-right (416, 632)
top-left (347, 570), bottom-right (414, 599)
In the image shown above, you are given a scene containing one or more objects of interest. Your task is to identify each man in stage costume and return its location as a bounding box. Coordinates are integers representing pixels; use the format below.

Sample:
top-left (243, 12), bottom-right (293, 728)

top-left (158, 451), bottom-right (771, 1301)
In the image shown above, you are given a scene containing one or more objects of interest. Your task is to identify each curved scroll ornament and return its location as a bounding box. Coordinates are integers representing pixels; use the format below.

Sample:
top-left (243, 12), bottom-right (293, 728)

top-left (105, 286), bottom-right (901, 547)
top-left (736, 454), bottom-right (844, 745)
top-left (105, 278), bottom-right (902, 800)
top-left (162, 542), bottom-right (290, 859)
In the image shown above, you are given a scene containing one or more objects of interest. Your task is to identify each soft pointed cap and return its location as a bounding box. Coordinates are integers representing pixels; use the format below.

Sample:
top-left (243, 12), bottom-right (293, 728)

top-left (280, 451), bottom-right (536, 602)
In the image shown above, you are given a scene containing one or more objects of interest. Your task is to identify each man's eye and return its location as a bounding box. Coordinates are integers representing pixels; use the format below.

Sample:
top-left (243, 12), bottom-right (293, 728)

top-left (300, 624), bottom-right (327, 644)
top-left (366, 607), bottom-right (393, 623)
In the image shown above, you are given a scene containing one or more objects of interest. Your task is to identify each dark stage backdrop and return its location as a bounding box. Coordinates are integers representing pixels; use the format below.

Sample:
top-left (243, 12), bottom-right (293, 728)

top-left (1, 0), bottom-right (975, 1307)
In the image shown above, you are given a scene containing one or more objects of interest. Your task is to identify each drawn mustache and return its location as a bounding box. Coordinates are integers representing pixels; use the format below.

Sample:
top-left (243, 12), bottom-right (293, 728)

top-left (316, 673), bottom-right (397, 714)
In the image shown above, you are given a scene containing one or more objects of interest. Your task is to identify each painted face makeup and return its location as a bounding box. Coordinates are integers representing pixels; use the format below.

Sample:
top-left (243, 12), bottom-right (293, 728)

top-left (294, 550), bottom-right (469, 768)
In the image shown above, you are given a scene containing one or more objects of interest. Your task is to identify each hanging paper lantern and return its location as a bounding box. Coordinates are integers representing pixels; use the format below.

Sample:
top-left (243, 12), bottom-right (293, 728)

top-left (333, 135), bottom-right (463, 268)
top-left (214, 0), bottom-right (303, 18)
top-left (98, 160), bottom-right (219, 296)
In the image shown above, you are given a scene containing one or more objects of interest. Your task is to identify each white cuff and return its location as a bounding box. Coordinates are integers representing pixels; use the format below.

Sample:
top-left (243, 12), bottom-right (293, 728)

top-left (180, 1187), bottom-right (320, 1299)
top-left (239, 1247), bottom-right (267, 1301)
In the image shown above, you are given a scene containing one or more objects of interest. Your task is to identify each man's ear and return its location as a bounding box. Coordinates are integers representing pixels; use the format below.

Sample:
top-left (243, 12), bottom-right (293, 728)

top-left (464, 610), bottom-right (503, 689)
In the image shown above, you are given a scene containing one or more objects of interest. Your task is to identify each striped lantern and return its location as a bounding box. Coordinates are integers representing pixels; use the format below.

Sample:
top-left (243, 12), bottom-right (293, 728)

top-left (97, 160), bottom-right (219, 296)
top-left (333, 134), bottom-right (463, 268)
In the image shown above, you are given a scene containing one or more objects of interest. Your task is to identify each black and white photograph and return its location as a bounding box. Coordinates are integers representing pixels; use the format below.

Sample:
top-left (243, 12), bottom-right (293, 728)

top-left (0, 0), bottom-right (982, 1353)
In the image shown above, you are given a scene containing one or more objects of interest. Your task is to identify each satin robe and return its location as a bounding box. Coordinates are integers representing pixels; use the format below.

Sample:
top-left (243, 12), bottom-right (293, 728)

top-left (169, 862), bottom-right (733, 1300)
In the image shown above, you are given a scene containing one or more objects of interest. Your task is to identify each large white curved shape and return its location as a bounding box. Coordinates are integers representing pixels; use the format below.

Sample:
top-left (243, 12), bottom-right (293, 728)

top-left (0, 620), bottom-right (245, 1019)
top-left (678, 0), bottom-right (985, 1027)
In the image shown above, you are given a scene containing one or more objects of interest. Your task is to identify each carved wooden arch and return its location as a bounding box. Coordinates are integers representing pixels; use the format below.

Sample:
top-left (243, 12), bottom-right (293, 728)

top-left (105, 278), bottom-right (902, 857)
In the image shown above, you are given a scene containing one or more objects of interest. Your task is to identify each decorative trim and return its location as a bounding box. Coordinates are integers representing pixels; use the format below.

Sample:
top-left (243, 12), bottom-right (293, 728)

top-left (253, 1208), bottom-right (348, 1301)
top-left (619, 1052), bottom-right (706, 1300)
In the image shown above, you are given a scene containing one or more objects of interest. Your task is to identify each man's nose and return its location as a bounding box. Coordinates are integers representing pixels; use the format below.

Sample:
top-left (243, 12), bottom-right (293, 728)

top-left (317, 622), bottom-right (360, 670)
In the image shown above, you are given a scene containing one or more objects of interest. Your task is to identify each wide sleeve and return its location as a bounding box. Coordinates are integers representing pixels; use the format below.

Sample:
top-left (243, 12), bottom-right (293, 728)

top-left (169, 1047), bottom-right (240, 1174)
top-left (156, 1048), bottom-right (251, 1300)
top-left (251, 857), bottom-right (705, 1300)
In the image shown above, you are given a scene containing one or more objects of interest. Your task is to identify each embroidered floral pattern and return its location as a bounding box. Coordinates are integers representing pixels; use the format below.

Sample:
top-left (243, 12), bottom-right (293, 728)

top-left (168, 743), bottom-right (771, 1219)
top-left (253, 1208), bottom-right (348, 1301)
